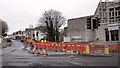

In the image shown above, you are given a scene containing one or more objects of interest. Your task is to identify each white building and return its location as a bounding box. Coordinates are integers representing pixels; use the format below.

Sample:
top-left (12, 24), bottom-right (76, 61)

top-left (25, 27), bottom-right (46, 40)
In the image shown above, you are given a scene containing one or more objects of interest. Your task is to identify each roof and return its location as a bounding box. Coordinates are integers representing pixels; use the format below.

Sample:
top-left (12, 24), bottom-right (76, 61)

top-left (25, 28), bottom-right (35, 31)
top-left (68, 15), bottom-right (94, 21)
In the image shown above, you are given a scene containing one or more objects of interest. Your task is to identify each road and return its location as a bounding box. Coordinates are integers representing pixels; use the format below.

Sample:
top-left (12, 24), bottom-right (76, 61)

top-left (1, 40), bottom-right (119, 67)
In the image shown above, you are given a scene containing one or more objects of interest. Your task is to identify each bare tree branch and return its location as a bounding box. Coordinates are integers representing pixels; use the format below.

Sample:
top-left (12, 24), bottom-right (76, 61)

top-left (38, 9), bottom-right (65, 42)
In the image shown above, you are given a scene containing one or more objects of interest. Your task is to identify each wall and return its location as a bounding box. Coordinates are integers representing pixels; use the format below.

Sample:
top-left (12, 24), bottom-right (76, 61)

top-left (67, 16), bottom-right (94, 42)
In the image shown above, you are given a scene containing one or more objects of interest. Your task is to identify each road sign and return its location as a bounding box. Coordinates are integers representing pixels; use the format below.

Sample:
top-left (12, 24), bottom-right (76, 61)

top-left (108, 23), bottom-right (119, 31)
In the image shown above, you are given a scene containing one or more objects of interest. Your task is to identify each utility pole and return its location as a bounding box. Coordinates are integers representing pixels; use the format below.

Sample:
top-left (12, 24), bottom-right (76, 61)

top-left (0, 20), bottom-right (2, 44)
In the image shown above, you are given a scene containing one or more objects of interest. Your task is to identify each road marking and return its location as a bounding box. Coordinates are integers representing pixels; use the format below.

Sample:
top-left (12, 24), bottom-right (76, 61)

top-left (11, 49), bottom-right (16, 52)
top-left (69, 62), bottom-right (84, 66)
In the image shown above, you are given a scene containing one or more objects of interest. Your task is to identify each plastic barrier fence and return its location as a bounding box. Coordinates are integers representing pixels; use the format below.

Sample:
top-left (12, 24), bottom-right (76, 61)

top-left (24, 41), bottom-right (120, 55)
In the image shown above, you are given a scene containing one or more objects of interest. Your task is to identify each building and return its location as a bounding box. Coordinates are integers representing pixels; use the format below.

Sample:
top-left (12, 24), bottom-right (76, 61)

top-left (66, 0), bottom-right (120, 44)
top-left (25, 28), bottom-right (35, 40)
top-left (94, 0), bottom-right (120, 44)
top-left (34, 27), bottom-right (46, 40)
top-left (12, 30), bottom-right (23, 40)
top-left (67, 15), bottom-right (95, 43)
top-left (63, 27), bottom-right (68, 37)
top-left (25, 27), bottom-right (46, 40)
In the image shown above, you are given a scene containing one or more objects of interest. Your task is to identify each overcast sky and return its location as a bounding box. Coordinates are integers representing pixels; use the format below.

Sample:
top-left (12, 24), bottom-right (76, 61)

top-left (0, 0), bottom-right (112, 34)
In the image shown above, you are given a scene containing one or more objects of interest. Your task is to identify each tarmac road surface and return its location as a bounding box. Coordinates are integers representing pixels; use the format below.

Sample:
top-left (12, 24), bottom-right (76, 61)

top-left (1, 40), bottom-right (119, 67)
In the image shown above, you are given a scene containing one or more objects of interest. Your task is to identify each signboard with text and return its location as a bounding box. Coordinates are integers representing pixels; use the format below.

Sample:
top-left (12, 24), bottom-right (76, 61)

top-left (108, 23), bottom-right (119, 31)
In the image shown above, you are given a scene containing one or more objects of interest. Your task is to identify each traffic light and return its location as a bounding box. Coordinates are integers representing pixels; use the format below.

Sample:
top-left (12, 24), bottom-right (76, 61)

top-left (93, 19), bottom-right (97, 29)
top-left (96, 17), bottom-right (101, 26)
top-left (86, 17), bottom-right (91, 29)
top-left (33, 34), bottom-right (35, 37)
top-left (36, 32), bottom-right (39, 36)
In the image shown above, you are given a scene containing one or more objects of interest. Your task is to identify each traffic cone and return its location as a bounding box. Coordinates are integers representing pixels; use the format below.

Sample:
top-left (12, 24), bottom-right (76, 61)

top-left (31, 46), bottom-right (36, 54)
top-left (69, 50), bottom-right (74, 58)
top-left (37, 48), bottom-right (41, 56)
top-left (42, 49), bottom-right (47, 57)
top-left (27, 45), bottom-right (31, 53)
top-left (86, 45), bottom-right (90, 54)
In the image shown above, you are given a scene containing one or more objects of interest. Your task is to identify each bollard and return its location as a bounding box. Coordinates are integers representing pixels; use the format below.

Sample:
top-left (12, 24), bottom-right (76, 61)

top-left (104, 44), bottom-right (109, 54)
top-left (86, 45), bottom-right (90, 54)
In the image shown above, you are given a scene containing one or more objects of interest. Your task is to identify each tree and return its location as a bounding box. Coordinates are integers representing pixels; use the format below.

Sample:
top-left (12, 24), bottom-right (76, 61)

top-left (38, 9), bottom-right (65, 42)
top-left (2, 21), bottom-right (8, 37)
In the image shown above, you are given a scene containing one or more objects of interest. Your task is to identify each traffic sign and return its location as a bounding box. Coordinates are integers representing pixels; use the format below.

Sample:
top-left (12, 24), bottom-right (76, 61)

top-left (108, 23), bottom-right (119, 31)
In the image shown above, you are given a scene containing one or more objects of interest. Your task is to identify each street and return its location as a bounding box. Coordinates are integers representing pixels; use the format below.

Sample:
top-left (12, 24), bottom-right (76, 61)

top-left (1, 40), bottom-right (119, 67)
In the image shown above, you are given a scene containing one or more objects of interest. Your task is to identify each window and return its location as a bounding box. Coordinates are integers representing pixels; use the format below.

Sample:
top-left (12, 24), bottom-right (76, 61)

top-left (118, 11), bottom-right (120, 16)
top-left (110, 20), bottom-right (111, 22)
top-left (115, 12), bottom-right (117, 16)
top-left (109, 13), bottom-right (111, 17)
top-left (112, 20), bottom-right (114, 22)
top-left (111, 30), bottom-right (119, 41)
top-left (112, 12), bottom-right (114, 16)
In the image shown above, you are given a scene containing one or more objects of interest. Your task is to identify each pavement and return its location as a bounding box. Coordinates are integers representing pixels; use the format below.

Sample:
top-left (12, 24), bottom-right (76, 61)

top-left (1, 40), bottom-right (119, 67)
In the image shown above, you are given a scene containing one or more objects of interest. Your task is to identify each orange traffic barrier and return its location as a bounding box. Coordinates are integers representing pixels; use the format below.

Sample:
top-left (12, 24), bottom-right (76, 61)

top-left (80, 45), bottom-right (86, 54)
top-left (25, 42), bottom-right (31, 45)
top-left (76, 44), bottom-right (82, 54)
top-left (88, 44), bottom-right (94, 53)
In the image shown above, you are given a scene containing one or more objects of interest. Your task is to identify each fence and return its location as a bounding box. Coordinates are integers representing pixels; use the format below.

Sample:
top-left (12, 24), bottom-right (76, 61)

top-left (24, 41), bottom-right (120, 55)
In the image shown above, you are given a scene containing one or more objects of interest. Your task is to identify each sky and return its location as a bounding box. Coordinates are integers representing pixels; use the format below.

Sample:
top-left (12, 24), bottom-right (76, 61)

top-left (0, 0), bottom-right (113, 34)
